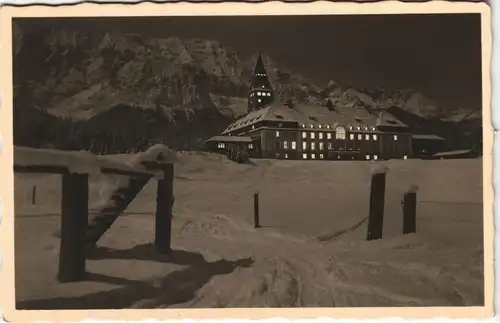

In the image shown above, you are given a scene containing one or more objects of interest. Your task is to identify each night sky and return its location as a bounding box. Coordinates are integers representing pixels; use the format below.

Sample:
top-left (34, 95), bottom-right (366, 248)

top-left (21, 13), bottom-right (483, 111)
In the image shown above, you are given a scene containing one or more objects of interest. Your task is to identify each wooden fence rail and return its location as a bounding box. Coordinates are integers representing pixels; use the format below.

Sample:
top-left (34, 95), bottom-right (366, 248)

top-left (14, 146), bottom-right (174, 283)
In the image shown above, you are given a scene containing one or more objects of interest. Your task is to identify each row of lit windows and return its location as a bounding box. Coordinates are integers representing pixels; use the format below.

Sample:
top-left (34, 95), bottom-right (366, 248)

top-left (302, 142), bottom-right (351, 151)
top-left (217, 143), bottom-right (254, 149)
top-left (303, 142), bottom-right (325, 150)
top-left (249, 91), bottom-right (272, 97)
top-left (301, 124), bottom-right (377, 132)
top-left (255, 73), bottom-right (267, 77)
top-left (302, 153), bottom-right (325, 160)
top-left (301, 131), bottom-right (348, 140)
top-left (303, 124), bottom-right (333, 129)
top-left (280, 140), bottom-right (382, 151)
top-left (300, 154), bottom-right (380, 160)
top-left (277, 130), bottom-right (398, 141)
top-left (276, 153), bottom-right (407, 160)
top-left (283, 141), bottom-right (297, 150)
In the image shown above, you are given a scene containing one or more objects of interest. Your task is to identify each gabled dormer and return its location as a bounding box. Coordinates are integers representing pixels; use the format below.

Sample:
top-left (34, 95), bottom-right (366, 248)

top-left (248, 54), bottom-right (274, 113)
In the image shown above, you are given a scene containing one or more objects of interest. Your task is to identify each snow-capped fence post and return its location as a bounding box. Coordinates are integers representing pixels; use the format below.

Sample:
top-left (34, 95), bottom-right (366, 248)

top-left (402, 185), bottom-right (419, 234)
top-left (153, 162), bottom-right (174, 254)
top-left (366, 165), bottom-right (388, 241)
top-left (254, 192), bottom-right (260, 228)
top-left (58, 172), bottom-right (89, 283)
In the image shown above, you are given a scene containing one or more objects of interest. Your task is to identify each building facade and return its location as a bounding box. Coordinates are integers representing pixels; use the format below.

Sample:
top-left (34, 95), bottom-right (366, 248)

top-left (206, 55), bottom-right (422, 161)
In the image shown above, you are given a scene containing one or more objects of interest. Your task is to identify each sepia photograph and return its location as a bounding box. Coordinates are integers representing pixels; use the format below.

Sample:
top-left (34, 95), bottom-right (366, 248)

top-left (0, 1), bottom-right (493, 320)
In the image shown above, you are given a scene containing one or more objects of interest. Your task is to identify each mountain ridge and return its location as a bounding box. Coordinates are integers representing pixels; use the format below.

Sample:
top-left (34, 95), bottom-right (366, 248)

top-left (13, 25), bottom-right (481, 153)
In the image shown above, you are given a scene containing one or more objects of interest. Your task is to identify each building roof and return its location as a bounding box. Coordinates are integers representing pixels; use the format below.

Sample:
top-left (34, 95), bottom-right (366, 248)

top-left (221, 102), bottom-right (408, 135)
top-left (250, 54), bottom-right (273, 92)
top-left (412, 134), bottom-right (445, 141)
top-left (206, 135), bottom-right (253, 143)
top-left (432, 149), bottom-right (474, 157)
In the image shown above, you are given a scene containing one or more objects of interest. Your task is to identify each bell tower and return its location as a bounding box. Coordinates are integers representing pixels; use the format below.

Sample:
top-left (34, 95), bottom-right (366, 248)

top-left (248, 54), bottom-right (274, 113)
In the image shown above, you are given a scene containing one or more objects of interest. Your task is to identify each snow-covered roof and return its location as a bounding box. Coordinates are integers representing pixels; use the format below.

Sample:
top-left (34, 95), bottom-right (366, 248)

top-left (221, 103), bottom-right (409, 135)
top-left (206, 136), bottom-right (253, 143)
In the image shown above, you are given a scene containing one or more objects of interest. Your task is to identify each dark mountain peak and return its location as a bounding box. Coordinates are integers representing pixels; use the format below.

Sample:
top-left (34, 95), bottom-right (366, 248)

top-left (14, 24), bottom-right (471, 128)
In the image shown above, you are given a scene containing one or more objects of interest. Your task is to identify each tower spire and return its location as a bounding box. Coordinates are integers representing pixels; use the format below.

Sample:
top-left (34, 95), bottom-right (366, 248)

top-left (247, 53), bottom-right (274, 113)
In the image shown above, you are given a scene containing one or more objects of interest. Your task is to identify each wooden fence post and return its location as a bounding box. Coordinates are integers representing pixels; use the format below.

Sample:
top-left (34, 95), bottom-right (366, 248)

top-left (58, 172), bottom-right (88, 282)
top-left (366, 167), bottom-right (388, 241)
top-left (155, 163), bottom-right (174, 254)
top-left (402, 185), bottom-right (418, 234)
top-left (254, 192), bottom-right (260, 228)
top-left (31, 185), bottom-right (36, 205)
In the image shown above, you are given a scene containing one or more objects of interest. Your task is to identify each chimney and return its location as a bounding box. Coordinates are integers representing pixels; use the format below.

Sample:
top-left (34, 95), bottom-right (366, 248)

top-left (376, 110), bottom-right (384, 126)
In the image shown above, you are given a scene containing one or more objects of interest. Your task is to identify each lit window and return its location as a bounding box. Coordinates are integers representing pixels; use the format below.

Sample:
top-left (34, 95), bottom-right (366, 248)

top-left (373, 134), bottom-right (378, 141)
top-left (283, 141), bottom-right (288, 149)
top-left (285, 153), bottom-right (289, 159)
top-left (301, 124), bottom-right (306, 128)
top-left (328, 143), bottom-right (332, 149)
top-left (320, 154), bottom-right (324, 159)
top-left (365, 134), bottom-right (370, 140)
top-left (335, 126), bottom-right (346, 140)
top-left (302, 153), bottom-right (307, 159)
top-left (276, 131), bottom-right (280, 137)
top-left (349, 134), bottom-right (355, 140)
top-left (326, 125), bottom-right (331, 129)
top-left (372, 127), bottom-right (376, 131)
top-left (252, 125), bottom-right (255, 130)
top-left (218, 142), bottom-right (226, 148)
top-left (357, 134), bottom-right (362, 140)
top-left (348, 126), bottom-right (353, 130)
top-left (374, 155), bottom-right (378, 160)
top-left (366, 155), bottom-right (370, 160)
top-left (310, 132), bottom-right (315, 139)
top-left (357, 126), bottom-right (361, 130)
top-left (302, 142), bottom-right (307, 150)
top-left (319, 125), bottom-right (322, 129)
top-left (257, 92), bottom-right (261, 96)
top-left (319, 142), bottom-right (324, 150)
top-left (302, 132), bottom-right (307, 139)
top-left (310, 124), bottom-right (314, 128)
top-left (291, 141), bottom-right (297, 150)
top-left (319, 132), bottom-right (324, 139)
top-left (404, 155), bottom-right (408, 160)
top-left (327, 133), bottom-right (332, 139)
top-left (393, 135), bottom-right (398, 140)
top-left (261, 85), bottom-right (265, 88)
top-left (311, 154), bottom-right (316, 160)
top-left (311, 142), bottom-right (316, 150)
top-left (258, 99), bottom-right (262, 103)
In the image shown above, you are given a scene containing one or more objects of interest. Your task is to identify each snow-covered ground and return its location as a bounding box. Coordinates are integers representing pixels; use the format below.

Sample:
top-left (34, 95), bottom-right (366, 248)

top-left (14, 152), bottom-right (484, 309)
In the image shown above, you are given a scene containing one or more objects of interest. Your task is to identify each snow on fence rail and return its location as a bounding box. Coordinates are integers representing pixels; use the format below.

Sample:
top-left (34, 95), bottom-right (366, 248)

top-left (14, 145), bottom-right (175, 283)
